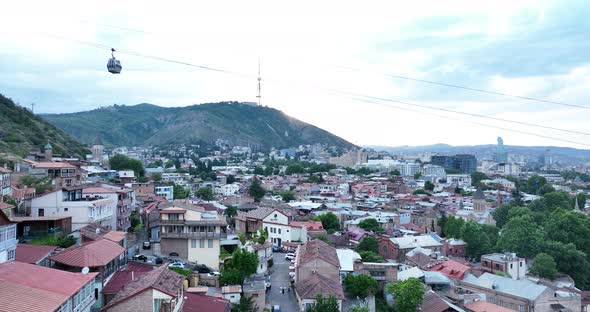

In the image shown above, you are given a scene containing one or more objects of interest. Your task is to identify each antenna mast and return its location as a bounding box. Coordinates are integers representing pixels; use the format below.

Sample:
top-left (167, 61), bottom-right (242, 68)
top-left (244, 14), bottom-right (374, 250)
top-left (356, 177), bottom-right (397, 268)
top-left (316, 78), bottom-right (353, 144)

top-left (256, 58), bottom-right (262, 106)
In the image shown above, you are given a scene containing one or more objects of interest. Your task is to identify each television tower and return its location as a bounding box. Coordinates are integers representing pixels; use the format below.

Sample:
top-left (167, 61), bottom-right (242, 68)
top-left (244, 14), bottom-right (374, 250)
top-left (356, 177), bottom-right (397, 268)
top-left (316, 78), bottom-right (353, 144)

top-left (256, 58), bottom-right (262, 106)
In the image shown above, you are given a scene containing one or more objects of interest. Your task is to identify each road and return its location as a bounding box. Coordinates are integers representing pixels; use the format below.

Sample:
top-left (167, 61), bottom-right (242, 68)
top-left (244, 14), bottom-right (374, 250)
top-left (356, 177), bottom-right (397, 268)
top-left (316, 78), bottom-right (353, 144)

top-left (267, 253), bottom-right (299, 312)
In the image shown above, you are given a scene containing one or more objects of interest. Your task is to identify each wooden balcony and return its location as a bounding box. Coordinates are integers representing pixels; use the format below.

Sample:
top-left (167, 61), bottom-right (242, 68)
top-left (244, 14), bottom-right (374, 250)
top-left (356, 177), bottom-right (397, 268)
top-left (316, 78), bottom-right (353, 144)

top-left (160, 231), bottom-right (227, 239)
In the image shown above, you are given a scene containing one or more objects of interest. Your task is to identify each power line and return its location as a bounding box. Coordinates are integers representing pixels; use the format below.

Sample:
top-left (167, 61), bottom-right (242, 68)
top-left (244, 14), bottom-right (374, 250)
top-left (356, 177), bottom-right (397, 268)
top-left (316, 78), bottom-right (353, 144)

top-left (33, 32), bottom-right (590, 147)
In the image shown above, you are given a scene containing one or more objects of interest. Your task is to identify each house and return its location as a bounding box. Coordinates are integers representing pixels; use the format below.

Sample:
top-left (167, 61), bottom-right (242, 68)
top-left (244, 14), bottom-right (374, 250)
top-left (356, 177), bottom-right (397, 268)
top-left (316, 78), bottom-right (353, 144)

top-left (49, 238), bottom-right (126, 308)
top-left (243, 280), bottom-right (266, 312)
top-left (0, 261), bottom-right (98, 312)
top-left (159, 204), bottom-right (227, 270)
top-left (27, 160), bottom-right (80, 187)
top-left (214, 183), bottom-right (240, 196)
top-left (183, 292), bottom-right (231, 312)
top-left (251, 241), bottom-right (273, 274)
top-left (155, 184), bottom-right (174, 201)
top-left (290, 220), bottom-right (326, 239)
top-left (444, 238), bottom-right (467, 257)
top-left (336, 248), bottom-right (361, 280)
top-left (420, 290), bottom-right (465, 312)
top-left (31, 186), bottom-right (117, 231)
top-left (102, 265), bottom-right (185, 312)
top-left (0, 210), bottom-right (17, 263)
top-left (262, 209), bottom-right (307, 246)
top-left (464, 301), bottom-right (515, 312)
top-left (9, 215), bottom-right (72, 240)
top-left (117, 170), bottom-right (135, 183)
top-left (15, 243), bottom-right (57, 266)
top-left (353, 261), bottom-right (400, 286)
top-left (83, 187), bottom-right (134, 231)
top-left (295, 239), bottom-right (345, 311)
top-left (422, 259), bottom-right (471, 281)
top-left (221, 285), bottom-right (242, 304)
top-left (0, 166), bottom-right (11, 197)
top-left (460, 273), bottom-right (581, 312)
top-left (480, 253), bottom-right (526, 280)
top-left (378, 234), bottom-right (443, 260)
top-left (101, 262), bottom-right (154, 305)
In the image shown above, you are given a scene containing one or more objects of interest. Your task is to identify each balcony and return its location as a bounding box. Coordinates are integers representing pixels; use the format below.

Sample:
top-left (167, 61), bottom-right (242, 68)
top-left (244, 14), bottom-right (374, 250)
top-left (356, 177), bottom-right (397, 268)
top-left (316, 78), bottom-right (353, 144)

top-left (160, 231), bottom-right (227, 239)
top-left (160, 219), bottom-right (226, 226)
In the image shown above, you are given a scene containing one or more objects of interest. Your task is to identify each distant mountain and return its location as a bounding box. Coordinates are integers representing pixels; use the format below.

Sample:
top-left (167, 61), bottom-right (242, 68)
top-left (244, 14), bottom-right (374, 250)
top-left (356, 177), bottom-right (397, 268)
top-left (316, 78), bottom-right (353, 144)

top-left (42, 102), bottom-right (355, 149)
top-left (0, 94), bottom-right (89, 157)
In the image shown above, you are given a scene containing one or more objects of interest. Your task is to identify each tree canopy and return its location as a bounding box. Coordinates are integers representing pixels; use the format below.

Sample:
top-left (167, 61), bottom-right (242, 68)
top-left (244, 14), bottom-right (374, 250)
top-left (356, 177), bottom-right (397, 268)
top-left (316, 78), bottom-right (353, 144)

top-left (248, 178), bottom-right (265, 202)
top-left (307, 295), bottom-right (339, 312)
top-left (109, 154), bottom-right (145, 177)
top-left (313, 212), bottom-right (340, 233)
top-left (529, 253), bottom-right (557, 280)
top-left (344, 274), bottom-right (379, 297)
top-left (387, 278), bottom-right (425, 312)
top-left (358, 218), bottom-right (383, 233)
top-left (195, 186), bottom-right (215, 201)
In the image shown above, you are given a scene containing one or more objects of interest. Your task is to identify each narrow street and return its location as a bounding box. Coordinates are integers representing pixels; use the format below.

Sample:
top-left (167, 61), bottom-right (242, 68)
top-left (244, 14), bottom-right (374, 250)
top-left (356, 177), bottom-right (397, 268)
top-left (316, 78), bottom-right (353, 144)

top-left (267, 253), bottom-right (299, 312)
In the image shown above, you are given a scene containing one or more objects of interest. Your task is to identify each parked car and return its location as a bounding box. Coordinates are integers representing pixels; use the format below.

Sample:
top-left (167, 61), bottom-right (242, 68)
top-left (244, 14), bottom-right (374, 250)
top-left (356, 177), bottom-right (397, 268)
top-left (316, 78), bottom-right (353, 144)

top-left (153, 257), bottom-right (163, 264)
top-left (285, 253), bottom-right (295, 260)
top-left (132, 254), bottom-right (148, 261)
top-left (272, 305), bottom-right (281, 312)
top-left (168, 262), bottom-right (186, 269)
top-left (272, 246), bottom-right (282, 253)
top-left (142, 241), bottom-right (151, 250)
top-left (207, 271), bottom-right (221, 277)
top-left (194, 264), bottom-right (211, 274)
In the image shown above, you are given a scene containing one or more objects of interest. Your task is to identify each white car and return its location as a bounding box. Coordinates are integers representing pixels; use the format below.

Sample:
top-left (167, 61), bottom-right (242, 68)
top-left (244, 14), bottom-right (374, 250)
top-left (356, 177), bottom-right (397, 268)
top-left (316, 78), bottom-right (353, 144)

top-left (168, 262), bottom-right (186, 269)
top-left (285, 253), bottom-right (295, 260)
top-left (208, 271), bottom-right (221, 277)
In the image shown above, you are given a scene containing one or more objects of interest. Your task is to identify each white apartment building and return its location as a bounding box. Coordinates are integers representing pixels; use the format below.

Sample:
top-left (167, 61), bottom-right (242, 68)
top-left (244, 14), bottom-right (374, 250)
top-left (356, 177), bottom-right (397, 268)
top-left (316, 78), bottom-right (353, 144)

top-left (399, 162), bottom-right (421, 177)
top-left (0, 167), bottom-right (11, 197)
top-left (155, 185), bottom-right (174, 200)
top-left (446, 174), bottom-right (472, 188)
top-left (262, 210), bottom-right (308, 246)
top-left (159, 205), bottom-right (227, 270)
top-left (0, 211), bottom-right (17, 263)
top-left (31, 187), bottom-right (116, 231)
top-left (422, 164), bottom-right (446, 179)
top-left (214, 183), bottom-right (240, 196)
top-left (161, 173), bottom-right (191, 186)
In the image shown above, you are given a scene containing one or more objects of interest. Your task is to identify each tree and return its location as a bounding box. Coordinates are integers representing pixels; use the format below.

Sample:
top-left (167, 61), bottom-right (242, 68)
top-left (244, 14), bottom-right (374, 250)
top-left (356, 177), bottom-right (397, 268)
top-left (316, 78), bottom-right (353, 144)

top-left (279, 191), bottom-right (295, 202)
top-left (316, 233), bottom-right (330, 244)
top-left (543, 209), bottom-right (590, 254)
top-left (164, 159), bottom-right (174, 168)
top-left (110, 154), bottom-right (145, 177)
top-left (196, 186), bottom-right (215, 201)
top-left (390, 169), bottom-right (401, 176)
top-left (285, 163), bottom-right (305, 175)
top-left (443, 216), bottom-right (464, 238)
top-left (414, 172), bottom-right (422, 179)
top-left (344, 274), bottom-right (379, 297)
top-left (20, 175), bottom-right (53, 194)
top-left (357, 236), bottom-right (379, 253)
top-left (248, 178), bottom-right (265, 202)
top-left (255, 227), bottom-right (269, 245)
top-left (529, 253), bottom-right (557, 280)
top-left (424, 181), bottom-right (435, 191)
top-left (151, 172), bottom-right (162, 182)
top-left (221, 248), bottom-right (259, 285)
top-left (460, 221), bottom-right (491, 260)
top-left (226, 205), bottom-right (238, 218)
top-left (541, 241), bottom-right (590, 289)
top-left (471, 172), bottom-right (489, 187)
top-left (358, 218), bottom-right (383, 233)
top-left (412, 189), bottom-right (430, 196)
top-left (539, 184), bottom-right (556, 195)
top-left (226, 175), bottom-right (236, 184)
top-left (173, 184), bottom-right (190, 199)
top-left (359, 251), bottom-right (385, 263)
top-left (542, 191), bottom-right (572, 212)
top-left (576, 192), bottom-right (588, 210)
top-left (525, 175), bottom-right (547, 194)
top-left (231, 295), bottom-right (257, 312)
top-left (493, 204), bottom-right (513, 228)
top-left (263, 166), bottom-right (273, 176)
top-left (349, 305), bottom-right (370, 312)
top-left (56, 235), bottom-right (77, 248)
top-left (387, 278), bottom-right (425, 312)
top-left (496, 215), bottom-right (545, 258)
top-left (307, 295), bottom-right (339, 312)
top-left (130, 212), bottom-right (141, 232)
top-left (314, 212), bottom-right (340, 233)
top-left (253, 166), bottom-right (264, 175)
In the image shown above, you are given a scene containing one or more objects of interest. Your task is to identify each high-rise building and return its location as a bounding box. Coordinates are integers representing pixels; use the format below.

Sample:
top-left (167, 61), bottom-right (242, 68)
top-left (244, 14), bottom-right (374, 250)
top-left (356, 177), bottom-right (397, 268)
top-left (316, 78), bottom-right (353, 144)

top-left (431, 154), bottom-right (477, 174)
top-left (495, 137), bottom-right (508, 163)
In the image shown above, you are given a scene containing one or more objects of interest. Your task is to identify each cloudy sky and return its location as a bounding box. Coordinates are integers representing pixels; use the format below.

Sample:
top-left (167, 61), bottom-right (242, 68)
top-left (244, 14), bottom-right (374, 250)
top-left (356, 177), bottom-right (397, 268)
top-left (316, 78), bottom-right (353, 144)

top-left (1, 0), bottom-right (590, 149)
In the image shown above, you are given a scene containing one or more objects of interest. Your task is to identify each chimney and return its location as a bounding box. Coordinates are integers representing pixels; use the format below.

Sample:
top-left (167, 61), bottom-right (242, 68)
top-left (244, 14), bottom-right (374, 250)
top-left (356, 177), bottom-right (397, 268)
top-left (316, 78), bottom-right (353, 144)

top-left (131, 271), bottom-right (135, 281)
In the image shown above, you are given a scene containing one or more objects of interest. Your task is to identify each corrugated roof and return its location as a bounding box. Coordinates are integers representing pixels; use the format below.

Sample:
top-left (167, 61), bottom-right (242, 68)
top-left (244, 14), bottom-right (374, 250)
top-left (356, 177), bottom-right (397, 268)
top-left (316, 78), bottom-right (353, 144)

top-left (15, 243), bottom-right (56, 264)
top-left (299, 238), bottom-right (340, 268)
top-left (391, 235), bottom-right (443, 249)
top-left (0, 261), bottom-right (97, 312)
top-left (462, 273), bottom-right (548, 300)
top-left (49, 238), bottom-right (125, 267)
top-left (295, 273), bottom-right (345, 300)
top-left (182, 292), bottom-right (231, 312)
top-left (102, 263), bottom-right (154, 294)
top-left (465, 301), bottom-right (516, 312)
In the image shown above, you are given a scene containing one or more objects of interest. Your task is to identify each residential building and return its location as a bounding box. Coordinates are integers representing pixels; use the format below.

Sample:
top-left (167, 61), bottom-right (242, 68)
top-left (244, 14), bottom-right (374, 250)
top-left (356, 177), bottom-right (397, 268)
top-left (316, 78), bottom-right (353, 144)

top-left (83, 187), bottom-right (133, 232)
top-left (159, 204), bottom-right (227, 270)
top-left (444, 238), bottom-right (467, 257)
top-left (353, 260), bottom-right (399, 286)
top-left (336, 248), bottom-right (362, 280)
top-left (15, 243), bottom-right (57, 266)
top-left (183, 292), bottom-right (231, 312)
top-left (422, 164), bottom-right (446, 179)
top-left (0, 261), bottom-right (98, 312)
top-left (162, 172), bottom-right (191, 185)
top-left (102, 265), bottom-right (185, 312)
top-left (221, 285), bottom-right (242, 304)
top-left (10, 215), bottom-right (72, 239)
top-left (0, 166), bottom-right (11, 197)
top-left (155, 185), bottom-right (174, 200)
top-left (460, 273), bottom-right (580, 312)
top-left (242, 280), bottom-right (266, 312)
top-left (0, 210), bottom-right (17, 263)
top-left (400, 162), bottom-right (421, 176)
top-left (378, 235), bottom-right (443, 260)
top-left (27, 160), bottom-right (80, 187)
top-left (214, 183), bottom-right (240, 196)
top-left (481, 253), bottom-right (527, 280)
top-left (251, 241), bottom-right (273, 274)
top-left (446, 174), bottom-right (472, 188)
top-left (328, 149), bottom-right (368, 167)
top-left (291, 220), bottom-right (326, 239)
top-left (422, 259), bottom-right (471, 281)
top-left (263, 209), bottom-right (308, 246)
top-left (31, 187), bottom-right (116, 231)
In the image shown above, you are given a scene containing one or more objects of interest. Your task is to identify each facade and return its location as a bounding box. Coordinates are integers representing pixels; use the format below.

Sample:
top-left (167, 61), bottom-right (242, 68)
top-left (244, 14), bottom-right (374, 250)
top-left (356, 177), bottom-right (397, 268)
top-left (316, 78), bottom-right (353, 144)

top-left (0, 210), bottom-right (17, 263)
top-left (0, 166), bottom-right (11, 197)
top-left (399, 162), bottom-right (421, 177)
top-left (83, 187), bottom-right (133, 232)
top-left (328, 149), bottom-right (368, 167)
top-left (28, 160), bottom-right (80, 187)
top-left (432, 155), bottom-right (477, 174)
top-left (446, 174), bottom-right (472, 188)
top-left (262, 209), bottom-right (307, 247)
top-left (159, 204), bottom-right (227, 270)
top-left (481, 253), bottom-right (527, 280)
top-left (214, 183), bottom-right (240, 196)
top-left (422, 164), bottom-right (446, 179)
top-left (155, 185), bottom-right (174, 200)
top-left (495, 137), bottom-right (508, 163)
top-left (378, 235), bottom-right (443, 260)
top-left (31, 187), bottom-right (116, 231)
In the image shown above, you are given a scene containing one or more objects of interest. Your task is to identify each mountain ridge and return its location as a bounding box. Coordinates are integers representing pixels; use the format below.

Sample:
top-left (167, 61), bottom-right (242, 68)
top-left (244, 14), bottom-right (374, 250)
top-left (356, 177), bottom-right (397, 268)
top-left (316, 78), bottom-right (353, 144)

top-left (42, 102), bottom-right (355, 149)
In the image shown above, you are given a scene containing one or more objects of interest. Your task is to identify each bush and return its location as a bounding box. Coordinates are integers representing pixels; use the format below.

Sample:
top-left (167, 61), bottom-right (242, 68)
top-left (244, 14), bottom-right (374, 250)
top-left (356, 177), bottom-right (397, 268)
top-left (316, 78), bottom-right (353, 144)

top-left (169, 267), bottom-right (192, 276)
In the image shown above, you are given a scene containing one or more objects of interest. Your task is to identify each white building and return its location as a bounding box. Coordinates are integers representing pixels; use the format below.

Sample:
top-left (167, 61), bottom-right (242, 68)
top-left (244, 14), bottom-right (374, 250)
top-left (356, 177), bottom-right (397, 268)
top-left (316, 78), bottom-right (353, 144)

top-left (161, 173), bottom-right (191, 186)
top-left (214, 183), bottom-right (240, 197)
top-left (262, 209), bottom-right (308, 246)
top-left (155, 185), bottom-right (174, 200)
top-left (422, 164), bottom-right (446, 179)
top-left (31, 187), bottom-right (116, 231)
top-left (446, 174), bottom-right (472, 188)
top-left (481, 178), bottom-right (516, 189)
top-left (400, 162), bottom-right (421, 177)
top-left (0, 167), bottom-right (12, 197)
top-left (0, 211), bottom-right (17, 263)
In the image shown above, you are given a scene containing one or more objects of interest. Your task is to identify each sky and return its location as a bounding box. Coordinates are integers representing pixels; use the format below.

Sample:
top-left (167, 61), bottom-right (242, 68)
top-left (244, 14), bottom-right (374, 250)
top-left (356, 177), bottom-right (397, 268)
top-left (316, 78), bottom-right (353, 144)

top-left (1, 0), bottom-right (590, 149)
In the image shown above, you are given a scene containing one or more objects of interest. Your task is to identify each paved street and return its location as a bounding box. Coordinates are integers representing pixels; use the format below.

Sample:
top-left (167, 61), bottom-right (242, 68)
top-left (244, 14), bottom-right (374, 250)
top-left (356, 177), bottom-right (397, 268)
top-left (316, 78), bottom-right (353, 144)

top-left (267, 253), bottom-right (298, 312)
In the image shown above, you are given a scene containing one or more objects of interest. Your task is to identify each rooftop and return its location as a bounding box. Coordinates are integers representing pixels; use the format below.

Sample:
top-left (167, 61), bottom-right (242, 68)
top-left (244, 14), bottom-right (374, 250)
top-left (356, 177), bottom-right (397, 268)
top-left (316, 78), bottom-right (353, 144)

top-left (299, 238), bottom-right (340, 268)
top-left (465, 301), bottom-right (516, 312)
top-left (391, 235), bottom-right (443, 249)
top-left (15, 243), bottom-right (57, 264)
top-left (102, 262), bottom-right (154, 294)
top-left (295, 272), bottom-right (345, 300)
top-left (462, 273), bottom-right (548, 300)
top-left (182, 292), bottom-right (231, 312)
top-left (49, 238), bottom-right (125, 268)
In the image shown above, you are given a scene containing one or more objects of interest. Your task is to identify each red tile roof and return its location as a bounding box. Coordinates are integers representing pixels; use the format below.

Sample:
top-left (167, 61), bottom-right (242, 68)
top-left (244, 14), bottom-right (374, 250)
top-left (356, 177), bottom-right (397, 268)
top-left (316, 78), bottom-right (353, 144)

top-left (0, 261), bottom-right (97, 312)
top-left (102, 263), bottom-right (154, 294)
top-left (290, 221), bottom-right (325, 233)
top-left (465, 301), bottom-right (516, 312)
top-left (182, 292), bottom-right (231, 312)
top-left (295, 272), bottom-right (345, 300)
top-left (423, 259), bottom-right (471, 280)
top-left (15, 243), bottom-right (57, 264)
top-left (298, 238), bottom-right (340, 268)
top-left (83, 187), bottom-right (117, 194)
top-left (31, 161), bottom-right (76, 169)
top-left (49, 238), bottom-right (125, 268)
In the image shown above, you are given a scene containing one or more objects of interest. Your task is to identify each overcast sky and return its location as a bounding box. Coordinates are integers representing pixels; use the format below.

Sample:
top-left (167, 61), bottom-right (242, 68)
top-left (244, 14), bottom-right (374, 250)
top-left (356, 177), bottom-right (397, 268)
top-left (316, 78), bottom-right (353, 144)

top-left (1, 0), bottom-right (590, 149)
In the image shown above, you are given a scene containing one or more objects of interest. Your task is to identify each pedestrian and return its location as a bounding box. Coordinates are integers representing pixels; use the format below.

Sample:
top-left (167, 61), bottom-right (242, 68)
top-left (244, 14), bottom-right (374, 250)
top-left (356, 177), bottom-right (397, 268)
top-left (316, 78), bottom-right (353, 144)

top-left (288, 287), bottom-right (291, 294)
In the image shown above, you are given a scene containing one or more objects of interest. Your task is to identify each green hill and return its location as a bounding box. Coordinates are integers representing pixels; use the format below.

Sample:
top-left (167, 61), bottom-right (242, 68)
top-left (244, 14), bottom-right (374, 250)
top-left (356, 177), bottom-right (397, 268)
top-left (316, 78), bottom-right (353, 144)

top-left (0, 94), bottom-right (89, 157)
top-left (42, 102), bottom-right (355, 149)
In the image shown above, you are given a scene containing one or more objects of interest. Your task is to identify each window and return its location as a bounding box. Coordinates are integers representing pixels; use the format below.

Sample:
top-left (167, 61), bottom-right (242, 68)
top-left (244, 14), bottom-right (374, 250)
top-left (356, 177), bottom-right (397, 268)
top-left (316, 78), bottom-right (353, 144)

top-left (38, 208), bottom-right (45, 217)
top-left (191, 239), bottom-right (196, 248)
top-left (7, 249), bottom-right (15, 261)
top-left (208, 239), bottom-right (213, 248)
top-left (200, 240), bottom-right (205, 248)
top-left (495, 263), bottom-right (500, 270)
top-left (278, 228), bottom-right (281, 234)
top-left (520, 261), bottom-right (523, 267)
top-left (510, 263), bottom-right (513, 269)
top-left (64, 208), bottom-right (68, 211)
top-left (274, 214), bottom-right (277, 218)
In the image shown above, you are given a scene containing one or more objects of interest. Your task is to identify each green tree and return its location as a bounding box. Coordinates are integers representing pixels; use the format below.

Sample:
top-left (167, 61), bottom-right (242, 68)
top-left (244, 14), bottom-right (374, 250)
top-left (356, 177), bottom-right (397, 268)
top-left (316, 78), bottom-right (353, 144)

top-left (544, 209), bottom-right (590, 254)
top-left (443, 216), bottom-right (464, 238)
top-left (279, 191), bottom-right (295, 202)
top-left (231, 295), bottom-right (257, 312)
top-left (263, 166), bottom-right (274, 176)
top-left (424, 181), bottom-right (435, 191)
top-left (196, 186), bottom-right (215, 201)
top-left (525, 175), bottom-right (547, 194)
top-left (576, 192), bottom-right (588, 210)
top-left (541, 241), bottom-right (590, 289)
top-left (461, 221), bottom-right (491, 260)
top-left (387, 278), bottom-right (425, 312)
top-left (56, 235), bottom-right (77, 248)
top-left (226, 175), bottom-right (236, 184)
top-left (359, 251), bottom-right (385, 262)
top-left (20, 175), bottom-right (53, 194)
top-left (285, 163), bottom-right (305, 175)
top-left (529, 253), bottom-right (557, 280)
top-left (316, 233), bottom-right (330, 244)
top-left (414, 172), bottom-right (422, 179)
top-left (255, 227), bottom-right (269, 245)
top-left (314, 212), bottom-right (340, 233)
top-left (496, 215), bottom-right (545, 258)
top-left (151, 172), bottom-right (162, 182)
top-left (390, 169), bottom-right (401, 176)
top-left (493, 204), bottom-right (513, 228)
top-left (221, 248), bottom-right (259, 285)
top-left (358, 218), bottom-right (383, 233)
top-left (248, 178), bottom-right (265, 202)
top-left (130, 212), bottom-right (141, 232)
top-left (539, 184), bottom-right (556, 195)
top-left (173, 184), bottom-right (190, 199)
top-left (253, 166), bottom-right (264, 175)
top-left (308, 295), bottom-right (339, 312)
top-left (109, 154), bottom-right (145, 177)
top-left (357, 237), bottom-right (379, 253)
top-left (220, 269), bottom-right (244, 286)
top-left (543, 191), bottom-right (572, 212)
top-left (471, 171), bottom-right (489, 187)
top-left (344, 274), bottom-right (379, 297)
top-left (226, 205), bottom-right (238, 218)
top-left (412, 189), bottom-right (430, 196)
top-left (164, 159), bottom-right (174, 168)
top-left (350, 305), bottom-right (370, 312)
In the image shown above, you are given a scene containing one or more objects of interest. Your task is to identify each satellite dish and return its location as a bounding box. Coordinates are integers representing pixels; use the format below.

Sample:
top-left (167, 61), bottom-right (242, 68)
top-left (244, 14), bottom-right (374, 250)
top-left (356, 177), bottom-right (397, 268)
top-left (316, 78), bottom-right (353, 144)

top-left (82, 267), bottom-right (90, 275)
top-left (96, 228), bottom-right (101, 234)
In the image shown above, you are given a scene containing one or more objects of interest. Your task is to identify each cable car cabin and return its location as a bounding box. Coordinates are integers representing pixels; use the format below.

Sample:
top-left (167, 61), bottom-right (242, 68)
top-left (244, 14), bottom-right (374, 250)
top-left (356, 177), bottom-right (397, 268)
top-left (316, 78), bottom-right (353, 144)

top-left (107, 57), bottom-right (122, 74)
